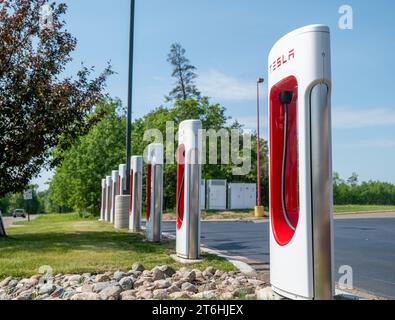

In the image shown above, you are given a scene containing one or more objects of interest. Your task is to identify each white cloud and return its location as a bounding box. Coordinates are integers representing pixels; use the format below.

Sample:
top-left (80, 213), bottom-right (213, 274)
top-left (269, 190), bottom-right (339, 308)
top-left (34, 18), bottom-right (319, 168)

top-left (333, 107), bottom-right (395, 129)
top-left (198, 70), bottom-right (264, 102)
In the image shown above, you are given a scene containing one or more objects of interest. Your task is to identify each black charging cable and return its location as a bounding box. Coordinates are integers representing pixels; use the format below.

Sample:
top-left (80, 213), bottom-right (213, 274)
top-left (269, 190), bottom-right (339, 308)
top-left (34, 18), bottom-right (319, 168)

top-left (279, 91), bottom-right (296, 231)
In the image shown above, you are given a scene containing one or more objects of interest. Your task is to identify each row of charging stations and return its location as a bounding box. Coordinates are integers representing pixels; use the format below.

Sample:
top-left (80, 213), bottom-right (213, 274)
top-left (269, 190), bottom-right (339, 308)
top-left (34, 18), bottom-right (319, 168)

top-left (99, 120), bottom-right (203, 261)
top-left (100, 24), bottom-right (335, 299)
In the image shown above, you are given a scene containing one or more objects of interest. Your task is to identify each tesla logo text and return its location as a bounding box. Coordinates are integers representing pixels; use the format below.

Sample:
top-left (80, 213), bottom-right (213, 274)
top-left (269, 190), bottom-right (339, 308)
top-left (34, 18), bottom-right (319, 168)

top-left (269, 49), bottom-right (295, 73)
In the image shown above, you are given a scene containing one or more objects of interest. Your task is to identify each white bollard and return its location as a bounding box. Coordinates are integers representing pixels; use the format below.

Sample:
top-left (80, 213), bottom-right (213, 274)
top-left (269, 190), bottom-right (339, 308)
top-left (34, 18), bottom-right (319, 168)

top-left (110, 170), bottom-right (119, 224)
top-left (100, 179), bottom-right (106, 221)
top-left (118, 164), bottom-right (127, 196)
top-left (105, 176), bottom-right (112, 222)
top-left (176, 120), bottom-right (202, 260)
top-left (146, 144), bottom-right (164, 243)
top-left (129, 156), bottom-right (143, 232)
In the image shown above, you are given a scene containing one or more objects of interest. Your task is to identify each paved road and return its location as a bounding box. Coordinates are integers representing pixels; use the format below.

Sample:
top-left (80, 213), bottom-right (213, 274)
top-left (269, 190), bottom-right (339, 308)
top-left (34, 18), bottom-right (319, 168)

top-left (163, 213), bottom-right (395, 299)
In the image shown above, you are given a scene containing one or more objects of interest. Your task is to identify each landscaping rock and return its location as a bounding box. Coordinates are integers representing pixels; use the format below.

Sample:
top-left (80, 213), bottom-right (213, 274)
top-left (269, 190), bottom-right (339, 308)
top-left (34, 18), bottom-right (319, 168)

top-left (119, 277), bottom-right (134, 291)
top-left (137, 290), bottom-right (153, 300)
top-left (95, 274), bottom-right (111, 283)
top-left (159, 265), bottom-right (176, 278)
top-left (194, 291), bottom-right (217, 300)
top-left (133, 278), bottom-right (145, 289)
top-left (154, 279), bottom-right (172, 289)
top-left (220, 292), bottom-right (234, 300)
top-left (100, 285), bottom-right (122, 300)
top-left (167, 284), bottom-right (181, 293)
top-left (81, 284), bottom-right (93, 293)
top-left (7, 279), bottom-right (19, 288)
top-left (114, 271), bottom-right (127, 281)
top-left (180, 270), bottom-right (196, 282)
top-left (153, 289), bottom-right (169, 299)
top-left (0, 264), bottom-right (271, 301)
top-left (203, 267), bottom-right (217, 277)
top-left (121, 290), bottom-right (137, 300)
top-left (214, 270), bottom-right (225, 278)
top-left (181, 282), bottom-right (198, 294)
top-left (67, 275), bottom-right (82, 283)
top-left (71, 292), bottom-right (101, 301)
top-left (170, 291), bottom-right (193, 300)
top-left (61, 290), bottom-right (76, 300)
top-left (51, 287), bottom-right (65, 298)
top-left (93, 282), bottom-right (112, 293)
top-left (132, 263), bottom-right (145, 272)
top-left (38, 284), bottom-right (56, 296)
top-left (16, 290), bottom-right (34, 300)
top-left (152, 268), bottom-right (166, 281)
top-left (256, 287), bottom-right (282, 301)
top-left (0, 277), bottom-right (12, 288)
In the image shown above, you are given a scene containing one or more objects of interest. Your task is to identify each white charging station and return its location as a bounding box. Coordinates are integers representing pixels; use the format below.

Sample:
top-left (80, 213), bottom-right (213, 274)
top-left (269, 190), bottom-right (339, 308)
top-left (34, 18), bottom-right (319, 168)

top-left (118, 164), bottom-right (127, 196)
top-left (100, 179), bottom-right (106, 221)
top-left (176, 120), bottom-right (202, 260)
top-left (110, 170), bottom-right (119, 224)
top-left (105, 176), bottom-right (112, 222)
top-left (268, 25), bottom-right (334, 300)
top-left (146, 144), bottom-right (164, 242)
top-left (130, 156), bottom-right (143, 232)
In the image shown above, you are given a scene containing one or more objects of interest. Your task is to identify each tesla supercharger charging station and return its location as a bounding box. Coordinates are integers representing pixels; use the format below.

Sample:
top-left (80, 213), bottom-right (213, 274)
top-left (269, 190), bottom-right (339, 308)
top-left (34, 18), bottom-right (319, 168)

top-left (105, 176), bottom-right (112, 222)
top-left (130, 156), bottom-right (143, 232)
top-left (146, 144), bottom-right (164, 242)
top-left (268, 25), bottom-right (334, 300)
top-left (100, 179), bottom-right (106, 221)
top-left (176, 120), bottom-right (202, 260)
top-left (119, 164), bottom-right (127, 196)
top-left (110, 170), bottom-right (119, 224)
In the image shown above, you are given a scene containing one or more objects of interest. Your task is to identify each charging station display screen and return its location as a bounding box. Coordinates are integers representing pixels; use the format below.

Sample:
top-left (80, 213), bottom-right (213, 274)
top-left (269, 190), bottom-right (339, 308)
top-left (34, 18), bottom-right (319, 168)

top-left (270, 75), bottom-right (300, 246)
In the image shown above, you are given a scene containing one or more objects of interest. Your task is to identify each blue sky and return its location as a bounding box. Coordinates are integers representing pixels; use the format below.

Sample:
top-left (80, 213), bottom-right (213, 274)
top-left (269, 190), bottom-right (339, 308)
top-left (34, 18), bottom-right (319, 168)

top-left (33, 0), bottom-right (395, 189)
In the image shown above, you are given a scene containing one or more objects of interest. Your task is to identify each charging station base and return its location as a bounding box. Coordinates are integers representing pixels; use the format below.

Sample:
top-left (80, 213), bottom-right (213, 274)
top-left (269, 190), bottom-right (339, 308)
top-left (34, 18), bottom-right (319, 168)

top-left (171, 254), bottom-right (204, 265)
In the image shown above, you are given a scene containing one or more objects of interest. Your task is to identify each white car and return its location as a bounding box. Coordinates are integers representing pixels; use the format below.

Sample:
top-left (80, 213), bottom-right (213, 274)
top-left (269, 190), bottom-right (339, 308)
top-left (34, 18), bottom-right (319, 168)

top-left (13, 209), bottom-right (26, 218)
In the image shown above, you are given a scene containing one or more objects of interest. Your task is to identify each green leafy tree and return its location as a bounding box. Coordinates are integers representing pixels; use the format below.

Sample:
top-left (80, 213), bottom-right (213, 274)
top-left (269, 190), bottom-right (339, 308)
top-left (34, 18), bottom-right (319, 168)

top-left (347, 172), bottom-right (359, 187)
top-left (0, 0), bottom-right (112, 197)
top-left (166, 43), bottom-right (201, 102)
top-left (49, 99), bottom-right (126, 214)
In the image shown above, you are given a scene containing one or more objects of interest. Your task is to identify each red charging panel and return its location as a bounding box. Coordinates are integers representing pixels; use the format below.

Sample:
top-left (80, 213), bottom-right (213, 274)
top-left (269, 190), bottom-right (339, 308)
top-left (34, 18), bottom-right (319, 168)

top-left (176, 144), bottom-right (185, 230)
top-left (129, 170), bottom-right (134, 216)
top-left (146, 164), bottom-right (152, 221)
top-left (269, 75), bottom-right (299, 246)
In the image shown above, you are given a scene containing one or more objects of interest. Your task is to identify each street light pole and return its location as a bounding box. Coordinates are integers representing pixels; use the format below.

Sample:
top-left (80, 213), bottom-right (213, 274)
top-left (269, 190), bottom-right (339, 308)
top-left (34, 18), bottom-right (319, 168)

top-left (126, 0), bottom-right (135, 194)
top-left (255, 78), bottom-right (265, 217)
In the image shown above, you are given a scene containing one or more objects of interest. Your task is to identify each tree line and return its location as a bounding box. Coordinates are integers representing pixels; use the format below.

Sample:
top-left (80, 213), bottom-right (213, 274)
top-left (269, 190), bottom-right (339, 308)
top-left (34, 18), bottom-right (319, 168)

top-left (333, 173), bottom-right (395, 205)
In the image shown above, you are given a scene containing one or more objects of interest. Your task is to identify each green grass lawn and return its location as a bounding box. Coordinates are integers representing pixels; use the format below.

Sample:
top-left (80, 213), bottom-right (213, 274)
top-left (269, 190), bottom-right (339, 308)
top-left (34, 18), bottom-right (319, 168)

top-left (0, 213), bottom-right (235, 280)
top-left (333, 205), bottom-right (395, 214)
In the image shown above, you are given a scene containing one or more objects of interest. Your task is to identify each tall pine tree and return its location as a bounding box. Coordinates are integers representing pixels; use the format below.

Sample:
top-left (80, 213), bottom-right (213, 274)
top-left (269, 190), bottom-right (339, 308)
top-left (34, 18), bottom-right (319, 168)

top-left (166, 43), bottom-right (201, 102)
